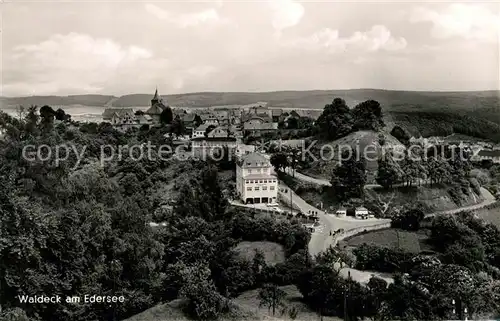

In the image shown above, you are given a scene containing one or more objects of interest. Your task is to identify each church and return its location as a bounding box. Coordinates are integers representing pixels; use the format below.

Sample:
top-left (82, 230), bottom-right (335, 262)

top-left (145, 88), bottom-right (169, 124)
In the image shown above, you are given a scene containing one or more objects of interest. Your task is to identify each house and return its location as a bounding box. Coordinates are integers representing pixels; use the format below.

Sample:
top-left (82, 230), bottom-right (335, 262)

top-left (355, 207), bottom-right (369, 219)
top-left (206, 126), bottom-right (230, 138)
top-left (109, 110), bottom-right (153, 131)
top-left (102, 108), bottom-right (134, 122)
top-left (241, 113), bottom-right (272, 123)
top-left (243, 122), bottom-right (278, 137)
top-left (236, 152), bottom-right (278, 204)
top-left (474, 149), bottom-right (500, 163)
top-left (202, 113), bottom-right (219, 126)
top-left (234, 144), bottom-right (256, 159)
top-left (192, 124), bottom-right (211, 138)
top-left (191, 136), bottom-right (238, 158)
top-left (336, 207), bottom-right (347, 217)
top-left (145, 88), bottom-right (169, 123)
top-left (271, 109), bottom-right (283, 122)
top-left (494, 144), bottom-right (500, 151)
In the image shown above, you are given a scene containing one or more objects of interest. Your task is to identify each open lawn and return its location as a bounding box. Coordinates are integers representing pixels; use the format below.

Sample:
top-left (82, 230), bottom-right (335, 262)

top-left (474, 205), bottom-right (500, 228)
top-left (235, 285), bottom-right (343, 321)
top-left (123, 299), bottom-right (261, 321)
top-left (234, 241), bottom-right (286, 266)
top-left (344, 228), bottom-right (433, 253)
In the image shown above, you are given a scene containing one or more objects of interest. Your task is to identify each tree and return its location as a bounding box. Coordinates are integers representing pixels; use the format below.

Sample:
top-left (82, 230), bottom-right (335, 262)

top-left (352, 99), bottom-right (385, 131)
top-left (55, 108), bottom-right (69, 121)
top-left (315, 98), bottom-right (354, 140)
top-left (390, 125), bottom-right (410, 146)
top-left (392, 207), bottom-right (425, 231)
top-left (270, 152), bottom-right (289, 173)
top-left (258, 283), bottom-right (286, 316)
top-left (330, 151), bottom-right (367, 202)
top-left (179, 263), bottom-right (228, 320)
top-left (169, 115), bottom-right (185, 137)
top-left (376, 155), bottom-right (403, 189)
top-left (160, 107), bottom-right (173, 124)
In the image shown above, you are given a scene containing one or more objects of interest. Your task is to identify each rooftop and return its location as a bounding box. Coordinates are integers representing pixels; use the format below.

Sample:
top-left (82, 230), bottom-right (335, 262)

top-left (243, 122), bottom-right (278, 130)
top-left (478, 149), bottom-right (500, 157)
top-left (240, 152), bottom-right (271, 168)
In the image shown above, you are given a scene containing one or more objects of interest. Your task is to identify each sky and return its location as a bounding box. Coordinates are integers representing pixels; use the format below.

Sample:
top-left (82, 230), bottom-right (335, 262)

top-left (2, 0), bottom-right (500, 96)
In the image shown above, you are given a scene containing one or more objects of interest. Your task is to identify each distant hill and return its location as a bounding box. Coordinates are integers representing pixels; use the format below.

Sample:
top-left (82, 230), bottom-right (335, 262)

top-left (2, 89), bottom-right (499, 140)
top-left (0, 95), bottom-right (116, 108)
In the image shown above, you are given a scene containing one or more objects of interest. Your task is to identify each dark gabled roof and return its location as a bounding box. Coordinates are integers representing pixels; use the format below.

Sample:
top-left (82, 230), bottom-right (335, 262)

top-left (241, 112), bottom-right (272, 123)
top-left (478, 149), bottom-right (500, 157)
top-left (145, 103), bottom-right (167, 115)
top-left (191, 136), bottom-right (237, 142)
top-left (102, 108), bottom-right (134, 118)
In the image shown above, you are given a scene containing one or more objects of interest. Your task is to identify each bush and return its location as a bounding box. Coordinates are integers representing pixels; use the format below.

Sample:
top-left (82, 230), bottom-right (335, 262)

top-left (469, 177), bottom-right (482, 196)
top-left (353, 244), bottom-right (411, 273)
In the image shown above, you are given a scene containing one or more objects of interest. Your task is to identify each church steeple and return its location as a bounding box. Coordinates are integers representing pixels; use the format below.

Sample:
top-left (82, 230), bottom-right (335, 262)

top-left (151, 87), bottom-right (160, 106)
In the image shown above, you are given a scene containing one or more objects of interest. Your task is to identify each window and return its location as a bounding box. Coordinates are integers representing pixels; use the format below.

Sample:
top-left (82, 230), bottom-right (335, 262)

top-left (259, 180), bottom-right (263, 183)
top-left (270, 186), bottom-right (275, 190)
top-left (247, 187), bottom-right (252, 191)
top-left (263, 186), bottom-right (267, 190)
top-left (264, 180), bottom-right (267, 183)
top-left (255, 187), bottom-right (260, 191)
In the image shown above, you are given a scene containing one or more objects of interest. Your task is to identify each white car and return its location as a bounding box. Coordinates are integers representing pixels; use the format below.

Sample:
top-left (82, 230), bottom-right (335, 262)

top-left (266, 203), bottom-right (280, 208)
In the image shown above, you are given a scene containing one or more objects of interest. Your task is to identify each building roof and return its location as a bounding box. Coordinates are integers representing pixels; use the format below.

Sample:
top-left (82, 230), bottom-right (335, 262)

top-left (207, 126), bottom-right (229, 138)
top-left (271, 109), bottom-right (283, 116)
top-left (194, 124), bottom-right (211, 132)
top-left (102, 108), bottom-right (134, 118)
top-left (152, 88), bottom-right (160, 101)
top-left (478, 149), bottom-right (500, 157)
top-left (240, 152), bottom-right (271, 168)
top-left (244, 122), bottom-right (278, 131)
top-left (336, 207), bottom-right (347, 212)
top-left (191, 136), bottom-right (237, 142)
top-left (243, 173), bottom-right (276, 180)
top-left (356, 207), bottom-right (368, 211)
top-left (146, 103), bottom-right (167, 115)
top-left (241, 112), bottom-right (272, 123)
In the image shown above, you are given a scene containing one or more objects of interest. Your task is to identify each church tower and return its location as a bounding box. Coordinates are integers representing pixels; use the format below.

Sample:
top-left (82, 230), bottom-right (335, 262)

top-left (151, 87), bottom-right (161, 106)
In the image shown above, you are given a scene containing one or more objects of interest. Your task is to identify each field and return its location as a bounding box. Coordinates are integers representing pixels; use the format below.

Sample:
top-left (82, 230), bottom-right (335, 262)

top-left (234, 285), bottom-right (343, 321)
top-left (473, 205), bottom-right (500, 228)
top-left (234, 241), bottom-right (286, 266)
top-left (344, 228), bottom-right (433, 253)
top-left (123, 299), bottom-right (261, 321)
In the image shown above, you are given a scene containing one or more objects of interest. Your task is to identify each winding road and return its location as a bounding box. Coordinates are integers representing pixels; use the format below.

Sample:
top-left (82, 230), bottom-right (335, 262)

top-left (280, 169), bottom-right (497, 285)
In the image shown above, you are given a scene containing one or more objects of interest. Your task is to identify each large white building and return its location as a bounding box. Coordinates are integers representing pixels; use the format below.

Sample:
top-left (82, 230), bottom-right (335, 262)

top-left (236, 152), bottom-right (278, 204)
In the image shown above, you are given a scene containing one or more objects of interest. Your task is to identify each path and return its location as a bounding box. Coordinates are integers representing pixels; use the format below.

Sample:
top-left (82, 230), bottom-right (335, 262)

top-left (282, 170), bottom-right (497, 285)
top-left (278, 182), bottom-right (393, 284)
top-left (284, 168), bottom-right (430, 189)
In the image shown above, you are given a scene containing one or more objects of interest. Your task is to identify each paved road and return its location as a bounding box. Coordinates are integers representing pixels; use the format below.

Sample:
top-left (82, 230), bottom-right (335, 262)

top-left (282, 170), bottom-right (497, 285)
top-left (278, 182), bottom-right (393, 284)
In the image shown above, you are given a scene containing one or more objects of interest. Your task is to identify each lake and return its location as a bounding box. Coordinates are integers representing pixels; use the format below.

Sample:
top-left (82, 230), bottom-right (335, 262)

top-left (0, 105), bottom-right (150, 123)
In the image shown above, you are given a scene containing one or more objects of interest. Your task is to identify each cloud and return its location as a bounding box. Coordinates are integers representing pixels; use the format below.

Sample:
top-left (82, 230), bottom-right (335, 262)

top-left (4, 33), bottom-right (153, 95)
top-left (144, 4), bottom-right (223, 28)
top-left (410, 4), bottom-right (500, 43)
top-left (269, 0), bottom-right (304, 31)
top-left (288, 25), bottom-right (407, 53)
